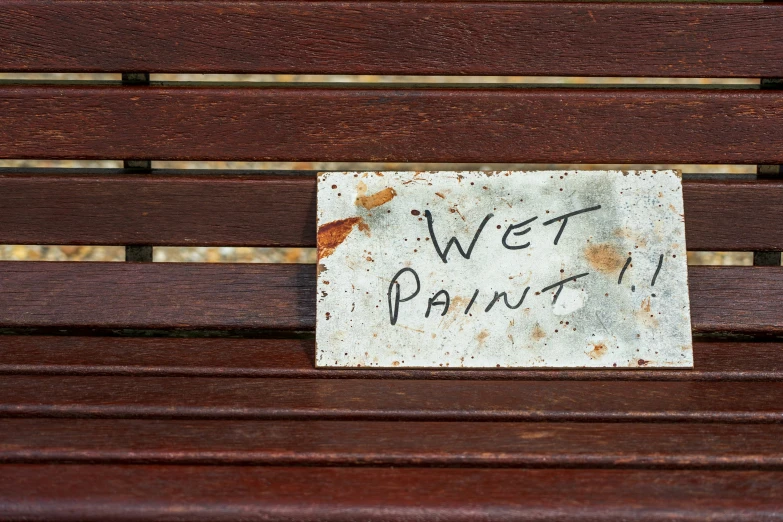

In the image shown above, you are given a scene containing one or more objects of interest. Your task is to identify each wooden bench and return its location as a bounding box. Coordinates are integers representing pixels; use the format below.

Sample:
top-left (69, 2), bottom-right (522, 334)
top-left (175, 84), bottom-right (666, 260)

top-left (1, 1), bottom-right (783, 519)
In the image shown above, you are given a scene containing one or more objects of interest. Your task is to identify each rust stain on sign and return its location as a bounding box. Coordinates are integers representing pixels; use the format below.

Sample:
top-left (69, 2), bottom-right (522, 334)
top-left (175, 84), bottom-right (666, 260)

top-left (316, 171), bottom-right (692, 369)
top-left (356, 185), bottom-right (397, 210)
top-left (531, 323), bottom-right (547, 342)
top-left (316, 217), bottom-right (367, 259)
top-left (587, 342), bottom-right (608, 359)
top-left (584, 243), bottom-right (625, 273)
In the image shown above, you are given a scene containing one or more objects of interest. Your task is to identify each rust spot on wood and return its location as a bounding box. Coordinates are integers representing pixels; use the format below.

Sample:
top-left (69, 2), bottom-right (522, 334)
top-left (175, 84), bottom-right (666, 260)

top-left (584, 243), bottom-right (624, 273)
top-left (317, 217), bottom-right (367, 259)
top-left (356, 187), bottom-right (397, 210)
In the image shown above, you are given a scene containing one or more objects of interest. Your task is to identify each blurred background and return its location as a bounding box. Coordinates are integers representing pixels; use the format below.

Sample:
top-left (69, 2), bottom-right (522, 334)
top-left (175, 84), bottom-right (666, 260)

top-left (0, 73), bottom-right (758, 266)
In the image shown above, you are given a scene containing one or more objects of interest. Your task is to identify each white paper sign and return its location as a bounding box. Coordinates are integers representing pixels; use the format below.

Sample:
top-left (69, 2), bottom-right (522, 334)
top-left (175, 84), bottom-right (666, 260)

top-left (316, 171), bottom-right (692, 368)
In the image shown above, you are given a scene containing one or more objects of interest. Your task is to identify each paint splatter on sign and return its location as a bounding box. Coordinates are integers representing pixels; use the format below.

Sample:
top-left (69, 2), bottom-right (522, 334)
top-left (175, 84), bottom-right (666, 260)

top-left (316, 171), bottom-right (692, 369)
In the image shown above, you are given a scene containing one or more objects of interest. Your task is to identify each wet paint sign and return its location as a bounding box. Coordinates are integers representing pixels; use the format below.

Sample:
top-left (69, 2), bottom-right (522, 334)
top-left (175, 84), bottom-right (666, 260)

top-left (316, 171), bottom-right (692, 369)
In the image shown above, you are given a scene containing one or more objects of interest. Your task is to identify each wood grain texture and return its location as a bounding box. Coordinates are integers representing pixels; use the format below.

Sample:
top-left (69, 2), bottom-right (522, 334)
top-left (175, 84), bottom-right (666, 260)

top-left (689, 267), bottom-right (783, 336)
top-left (682, 180), bottom-right (783, 251)
top-left (1, 337), bottom-right (781, 381)
top-left (0, 262), bottom-right (314, 331)
top-left (1, 1), bottom-right (782, 77)
top-left (0, 263), bottom-right (779, 334)
top-left (1, 419), bottom-right (782, 469)
top-left (1, 376), bottom-right (783, 421)
top-left (0, 172), bottom-right (780, 250)
top-left (0, 171), bottom-right (316, 247)
top-left (1, 86), bottom-right (782, 163)
top-left (1, 465), bottom-right (783, 521)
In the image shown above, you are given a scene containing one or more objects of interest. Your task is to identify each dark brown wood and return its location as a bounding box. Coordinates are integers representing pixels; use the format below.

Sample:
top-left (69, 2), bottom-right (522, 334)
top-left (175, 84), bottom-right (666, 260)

top-left (0, 263), bottom-right (778, 334)
top-left (1, 86), bottom-right (782, 163)
top-left (0, 171), bottom-right (317, 247)
top-left (1, 376), bottom-right (782, 422)
top-left (0, 465), bottom-right (782, 521)
top-left (689, 267), bottom-right (783, 335)
top-left (1, 337), bottom-right (781, 381)
top-left (1, 419), bottom-right (782, 469)
top-left (2, 2), bottom-right (782, 77)
top-left (0, 173), bottom-right (780, 251)
top-left (682, 180), bottom-right (783, 251)
top-left (0, 262), bottom-right (314, 331)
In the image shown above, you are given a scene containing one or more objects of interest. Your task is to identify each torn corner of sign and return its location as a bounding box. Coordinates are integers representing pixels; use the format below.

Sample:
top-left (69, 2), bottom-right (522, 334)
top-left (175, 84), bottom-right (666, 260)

top-left (315, 170), bottom-right (692, 370)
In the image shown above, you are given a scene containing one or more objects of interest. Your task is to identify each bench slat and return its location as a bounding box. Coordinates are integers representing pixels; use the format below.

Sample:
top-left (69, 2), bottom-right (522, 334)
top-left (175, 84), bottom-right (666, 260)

top-left (1, 2), bottom-right (781, 77)
top-left (1, 86), bottom-right (781, 163)
top-left (0, 173), bottom-right (779, 251)
top-left (0, 419), bottom-right (781, 469)
top-left (683, 179), bottom-right (783, 251)
top-left (1, 376), bottom-right (782, 422)
top-left (0, 262), bottom-right (314, 331)
top-left (0, 263), bottom-right (778, 334)
top-left (0, 172), bottom-right (316, 248)
top-left (0, 337), bottom-right (781, 381)
top-left (2, 465), bottom-right (781, 521)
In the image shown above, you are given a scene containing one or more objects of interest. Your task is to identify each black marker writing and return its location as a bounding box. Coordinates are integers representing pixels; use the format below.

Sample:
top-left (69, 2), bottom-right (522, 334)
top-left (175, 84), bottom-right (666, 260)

top-left (425, 210), bottom-right (493, 263)
top-left (387, 268), bottom-right (420, 325)
top-left (464, 289), bottom-right (479, 315)
top-left (425, 290), bottom-right (450, 318)
top-left (502, 217), bottom-right (537, 250)
top-left (541, 272), bottom-right (590, 304)
top-left (618, 257), bottom-right (632, 284)
top-left (651, 254), bottom-right (664, 286)
top-left (485, 287), bottom-right (530, 312)
top-left (542, 205), bottom-right (602, 245)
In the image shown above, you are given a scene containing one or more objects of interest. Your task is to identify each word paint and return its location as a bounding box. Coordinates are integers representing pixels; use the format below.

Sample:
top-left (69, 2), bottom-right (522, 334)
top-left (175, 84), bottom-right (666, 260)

top-left (316, 171), bottom-right (692, 369)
